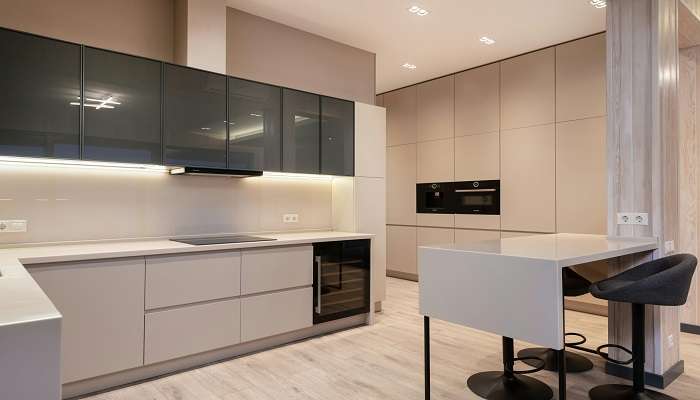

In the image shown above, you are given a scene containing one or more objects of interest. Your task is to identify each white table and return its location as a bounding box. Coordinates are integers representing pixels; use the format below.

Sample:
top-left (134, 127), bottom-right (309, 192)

top-left (418, 233), bottom-right (658, 400)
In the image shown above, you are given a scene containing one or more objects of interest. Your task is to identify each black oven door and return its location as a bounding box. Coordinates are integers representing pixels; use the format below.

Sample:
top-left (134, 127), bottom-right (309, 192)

top-left (453, 180), bottom-right (500, 215)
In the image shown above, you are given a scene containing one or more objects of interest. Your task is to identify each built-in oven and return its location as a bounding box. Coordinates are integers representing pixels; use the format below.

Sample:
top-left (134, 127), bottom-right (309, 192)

top-left (416, 182), bottom-right (454, 213)
top-left (453, 180), bottom-right (500, 215)
top-left (313, 239), bottom-right (371, 324)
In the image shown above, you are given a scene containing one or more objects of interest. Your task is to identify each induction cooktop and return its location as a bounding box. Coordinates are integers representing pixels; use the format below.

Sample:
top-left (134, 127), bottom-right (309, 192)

top-left (170, 235), bottom-right (277, 245)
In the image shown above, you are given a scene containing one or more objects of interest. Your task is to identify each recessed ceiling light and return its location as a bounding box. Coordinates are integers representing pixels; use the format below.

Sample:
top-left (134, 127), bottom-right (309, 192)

top-left (479, 36), bottom-right (496, 45)
top-left (402, 63), bottom-right (417, 70)
top-left (408, 5), bottom-right (429, 16)
top-left (590, 0), bottom-right (606, 8)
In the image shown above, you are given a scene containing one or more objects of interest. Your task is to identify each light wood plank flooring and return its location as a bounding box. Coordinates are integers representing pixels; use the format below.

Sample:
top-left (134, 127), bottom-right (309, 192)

top-left (84, 278), bottom-right (700, 400)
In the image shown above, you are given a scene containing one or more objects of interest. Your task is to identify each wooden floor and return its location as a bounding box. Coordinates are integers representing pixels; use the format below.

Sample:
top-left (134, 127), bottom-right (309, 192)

top-left (85, 278), bottom-right (700, 400)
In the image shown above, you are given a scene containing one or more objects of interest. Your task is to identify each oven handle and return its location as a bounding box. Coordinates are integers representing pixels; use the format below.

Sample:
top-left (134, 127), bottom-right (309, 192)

top-left (455, 188), bottom-right (497, 193)
top-left (315, 255), bottom-right (322, 314)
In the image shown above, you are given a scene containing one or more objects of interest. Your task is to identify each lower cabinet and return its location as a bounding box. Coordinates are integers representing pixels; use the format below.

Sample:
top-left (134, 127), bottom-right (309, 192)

top-left (29, 258), bottom-right (145, 383)
top-left (241, 287), bottom-right (312, 342)
top-left (387, 225), bottom-right (418, 275)
top-left (454, 229), bottom-right (500, 244)
top-left (144, 299), bottom-right (241, 365)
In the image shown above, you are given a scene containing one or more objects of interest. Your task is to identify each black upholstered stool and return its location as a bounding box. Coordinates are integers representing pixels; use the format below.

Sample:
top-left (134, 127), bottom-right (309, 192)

top-left (518, 268), bottom-right (595, 373)
top-left (588, 254), bottom-right (697, 400)
top-left (467, 336), bottom-right (553, 400)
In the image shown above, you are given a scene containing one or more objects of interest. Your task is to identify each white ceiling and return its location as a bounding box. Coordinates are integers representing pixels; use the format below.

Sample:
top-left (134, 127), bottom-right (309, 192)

top-left (225, 0), bottom-right (606, 94)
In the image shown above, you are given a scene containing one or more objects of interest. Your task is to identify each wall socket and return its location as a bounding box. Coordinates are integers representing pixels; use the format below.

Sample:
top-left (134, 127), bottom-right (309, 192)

top-left (616, 212), bottom-right (649, 225)
top-left (283, 214), bottom-right (299, 223)
top-left (0, 220), bottom-right (27, 233)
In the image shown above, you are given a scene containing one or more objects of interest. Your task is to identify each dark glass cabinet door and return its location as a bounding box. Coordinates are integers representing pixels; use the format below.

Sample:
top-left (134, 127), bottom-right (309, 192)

top-left (83, 48), bottom-right (162, 164)
top-left (228, 78), bottom-right (281, 171)
top-left (282, 89), bottom-right (320, 174)
top-left (0, 29), bottom-right (80, 159)
top-left (164, 64), bottom-right (227, 168)
top-left (321, 97), bottom-right (354, 176)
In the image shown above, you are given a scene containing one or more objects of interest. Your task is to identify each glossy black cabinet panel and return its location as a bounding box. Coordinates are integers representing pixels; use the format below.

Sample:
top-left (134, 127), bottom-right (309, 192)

top-left (0, 29), bottom-right (80, 159)
top-left (282, 89), bottom-right (320, 174)
top-left (83, 48), bottom-right (162, 164)
top-left (321, 97), bottom-right (354, 176)
top-left (164, 64), bottom-right (227, 168)
top-left (228, 78), bottom-right (281, 171)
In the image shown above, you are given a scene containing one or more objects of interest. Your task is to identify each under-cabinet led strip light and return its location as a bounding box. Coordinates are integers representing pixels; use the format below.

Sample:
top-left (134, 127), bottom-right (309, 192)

top-left (0, 156), bottom-right (169, 172)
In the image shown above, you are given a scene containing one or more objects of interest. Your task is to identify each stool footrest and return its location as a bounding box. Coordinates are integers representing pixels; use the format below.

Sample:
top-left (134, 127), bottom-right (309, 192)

top-left (507, 356), bottom-right (546, 375)
top-left (596, 344), bottom-right (634, 365)
top-left (564, 332), bottom-right (587, 347)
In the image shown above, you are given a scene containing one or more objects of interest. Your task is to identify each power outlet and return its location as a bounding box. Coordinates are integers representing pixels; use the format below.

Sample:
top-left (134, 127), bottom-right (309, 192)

top-left (0, 220), bottom-right (27, 233)
top-left (668, 334), bottom-right (675, 348)
top-left (283, 214), bottom-right (299, 223)
top-left (616, 213), bottom-right (649, 225)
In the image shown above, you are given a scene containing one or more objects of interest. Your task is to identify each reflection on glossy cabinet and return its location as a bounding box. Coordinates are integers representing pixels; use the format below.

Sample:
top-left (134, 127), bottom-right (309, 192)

top-left (556, 34), bottom-right (606, 122)
top-left (501, 124), bottom-right (556, 233)
top-left (387, 225), bottom-right (417, 275)
top-left (500, 48), bottom-right (555, 130)
top-left (417, 75), bottom-right (454, 142)
top-left (417, 138), bottom-right (454, 183)
top-left (83, 47), bottom-right (162, 164)
top-left (0, 28), bottom-right (80, 159)
top-left (387, 144), bottom-right (417, 225)
top-left (321, 96), bottom-right (354, 176)
top-left (455, 63), bottom-right (500, 136)
top-left (29, 258), bottom-right (145, 383)
top-left (384, 86), bottom-right (417, 146)
top-left (228, 77), bottom-right (281, 171)
top-left (283, 89), bottom-right (320, 173)
top-left (556, 117), bottom-right (607, 234)
top-left (164, 64), bottom-right (227, 168)
top-left (454, 228), bottom-right (500, 245)
top-left (454, 132), bottom-right (499, 181)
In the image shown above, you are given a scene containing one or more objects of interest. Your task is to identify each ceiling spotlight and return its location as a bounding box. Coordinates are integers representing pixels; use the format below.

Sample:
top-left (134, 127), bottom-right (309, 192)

top-left (408, 5), bottom-right (429, 16)
top-left (479, 36), bottom-right (496, 45)
top-left (590, 0), bottom-right (606, 8)
top-left (402, 63), bottom-right (417, 70)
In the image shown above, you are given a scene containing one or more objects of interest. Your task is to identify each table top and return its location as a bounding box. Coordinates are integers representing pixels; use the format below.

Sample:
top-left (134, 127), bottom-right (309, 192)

top-left (418, 233), bottom-right (658, 267)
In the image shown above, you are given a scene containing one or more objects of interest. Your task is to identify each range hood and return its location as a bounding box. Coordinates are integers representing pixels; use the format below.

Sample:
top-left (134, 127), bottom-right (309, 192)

top-left (169, 166), bottom-right (263, 178)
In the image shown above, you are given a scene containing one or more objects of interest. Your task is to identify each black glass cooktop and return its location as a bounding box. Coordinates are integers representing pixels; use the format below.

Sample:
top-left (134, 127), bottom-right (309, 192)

top-left (171, 235), bottom-right (276, 245)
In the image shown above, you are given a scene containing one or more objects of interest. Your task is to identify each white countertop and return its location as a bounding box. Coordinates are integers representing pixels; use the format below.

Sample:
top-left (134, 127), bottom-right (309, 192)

top-left (419, 233), bottom-right (658, 267)
top-left (0, 231), bottom-right (373, 328)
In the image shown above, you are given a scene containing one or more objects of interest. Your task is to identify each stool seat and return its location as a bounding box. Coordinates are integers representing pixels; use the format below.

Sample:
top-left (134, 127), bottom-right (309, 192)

top-left (590, 254), bottom-right (697, 306)
top-left (563, 268), bottom-right (591, 297)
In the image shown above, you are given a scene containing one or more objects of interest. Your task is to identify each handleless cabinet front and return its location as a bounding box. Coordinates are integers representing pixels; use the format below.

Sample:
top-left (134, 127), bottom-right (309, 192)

top-left (145, 251), bottom-right (241, 309)
top-left (282, 89), bottom-right (320, 173)
top-left (241, 287), bottom-right (312, 342)
top-left (241, 245), bottom-right (313, 295)
top-left (321, 96), bottom-right (354, 176)
top-left (29, 258), bottom-right (145, 383)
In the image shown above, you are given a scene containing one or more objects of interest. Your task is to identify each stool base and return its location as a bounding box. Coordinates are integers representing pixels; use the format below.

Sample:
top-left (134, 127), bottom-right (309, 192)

top-left (467, 371), bottom-right (553, 400)
top-left (589, 384), bottom-right (677, 400)
top-left (518, 347), bottom-right (593, 373)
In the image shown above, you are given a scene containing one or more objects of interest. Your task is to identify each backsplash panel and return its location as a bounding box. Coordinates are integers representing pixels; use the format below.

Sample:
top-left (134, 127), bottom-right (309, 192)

top-left (0, 165), bottom-right (332, 245)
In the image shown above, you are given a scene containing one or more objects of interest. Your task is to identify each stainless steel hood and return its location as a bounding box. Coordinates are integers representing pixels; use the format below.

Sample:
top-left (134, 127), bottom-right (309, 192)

top-left (169, 166), bottom-right (263, 178)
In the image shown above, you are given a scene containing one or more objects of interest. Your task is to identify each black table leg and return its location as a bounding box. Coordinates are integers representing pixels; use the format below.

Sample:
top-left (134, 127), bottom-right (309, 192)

top-left (424, 315), bottom-right (430, 400)
top-left (559, 269), bottom-right (567, 400)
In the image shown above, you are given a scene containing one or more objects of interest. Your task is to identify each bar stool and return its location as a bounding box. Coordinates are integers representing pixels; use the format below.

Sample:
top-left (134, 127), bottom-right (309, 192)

top-left (467, 336), bottom-right (553, 400)
top-left (517, 268), bottom-right (594, 373)
top-left (588, 253), bottom-right (697, 400)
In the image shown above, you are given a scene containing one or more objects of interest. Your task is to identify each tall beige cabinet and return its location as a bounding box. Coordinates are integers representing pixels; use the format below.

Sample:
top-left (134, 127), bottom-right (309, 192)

top-left (382, 33), bottom-right (607, 280)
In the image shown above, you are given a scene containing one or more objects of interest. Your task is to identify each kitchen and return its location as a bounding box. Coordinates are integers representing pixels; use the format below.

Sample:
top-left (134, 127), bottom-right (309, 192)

top-left (1, 1), bottom-right (700, 400)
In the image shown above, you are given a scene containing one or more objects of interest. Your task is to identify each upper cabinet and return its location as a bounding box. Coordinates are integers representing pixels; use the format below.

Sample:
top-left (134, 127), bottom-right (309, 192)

top-left (500, 48), bottom-right (555, 130)
top-left (164, 64), bottom-right (227, 168)
top-left (0, 29), bottom-right (80, 159)
top-left (321, 96), bottom-right (354, 176)
top-left (228, 78), bottom-right (281, 171)
top-left (384, 86), bottom-right (417, 146)
top-left (83, 48), bottom-right (162, 164)
top-left (416, 75), bottom-right (454, 142)
top-left (455, 63), bottom-right (500, 136)
top-left (556, 34), bottom-right (606, 122)
top-left (282, 89), bottom-right (320, 174)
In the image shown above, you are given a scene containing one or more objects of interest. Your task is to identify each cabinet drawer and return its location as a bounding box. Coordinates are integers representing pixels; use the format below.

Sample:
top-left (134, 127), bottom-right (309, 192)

top-left (144, 299), bottom-right (241, 364)
top-left (241, 246), bottom-right (312, 295)
top-left (241, 287), bottom-right (312, 342)
top-left (146, 251), bottom-right (241, 309)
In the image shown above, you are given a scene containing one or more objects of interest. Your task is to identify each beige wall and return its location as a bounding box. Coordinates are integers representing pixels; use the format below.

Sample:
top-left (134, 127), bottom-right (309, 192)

top-left (175, 0), bottom-right (227, 73)
top-left (226, 8), bottom-right (376, 103)
top-left (0, 0), bottom-right (174, 62)
top-left (0, 166), bottom-right (332, 245)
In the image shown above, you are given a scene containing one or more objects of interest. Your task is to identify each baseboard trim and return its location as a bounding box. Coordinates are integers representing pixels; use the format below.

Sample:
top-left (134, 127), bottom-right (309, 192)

top-left (605, 359), bottom-right (684, 389)
top-left (681, 322), bottom-right (700, 335)
top-left (386, 270), bottom-right (418, 281)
